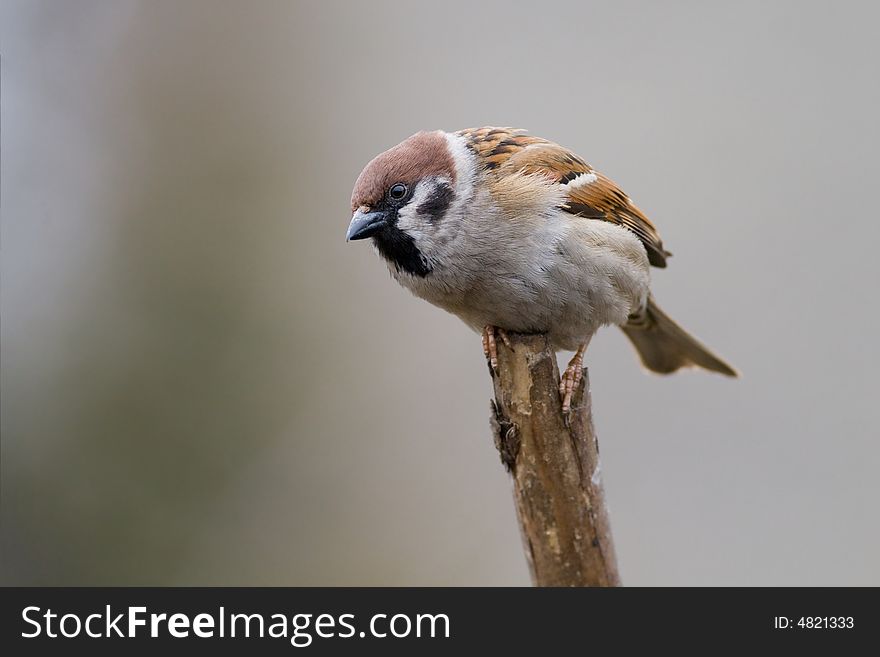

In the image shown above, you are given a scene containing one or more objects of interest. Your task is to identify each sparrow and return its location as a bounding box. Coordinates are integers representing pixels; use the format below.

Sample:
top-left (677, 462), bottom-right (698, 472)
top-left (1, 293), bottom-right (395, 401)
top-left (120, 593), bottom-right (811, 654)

top-left (347, 127), bottom-right (737, 411)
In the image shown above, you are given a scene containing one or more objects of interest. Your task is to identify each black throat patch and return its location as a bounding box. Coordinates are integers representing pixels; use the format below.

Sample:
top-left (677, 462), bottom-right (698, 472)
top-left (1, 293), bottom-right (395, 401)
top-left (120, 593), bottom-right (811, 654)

top-left (373, 223), bottom-right (432, 277)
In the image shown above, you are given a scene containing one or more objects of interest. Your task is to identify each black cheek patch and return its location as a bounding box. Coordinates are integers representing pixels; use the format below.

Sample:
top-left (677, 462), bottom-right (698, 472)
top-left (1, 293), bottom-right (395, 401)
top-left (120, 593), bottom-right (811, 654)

top-left (416, 182), bottom-right (454, 223)
top-left (373, 225), bottom-right (433, 278)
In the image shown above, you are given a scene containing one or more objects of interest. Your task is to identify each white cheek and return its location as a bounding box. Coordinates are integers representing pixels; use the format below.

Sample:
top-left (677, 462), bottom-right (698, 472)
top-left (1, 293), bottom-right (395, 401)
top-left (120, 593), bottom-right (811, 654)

top-left (395, 179), bottom-right (454, 257)
top-left (444, 132), bottom-right (476, 218)
top-left (395, 183), bottom-right (433, 236)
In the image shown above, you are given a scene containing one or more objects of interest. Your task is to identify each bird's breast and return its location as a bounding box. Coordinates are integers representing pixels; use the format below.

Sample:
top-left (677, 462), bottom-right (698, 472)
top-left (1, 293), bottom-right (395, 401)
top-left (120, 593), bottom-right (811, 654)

top-left (388, 209), bottom-right (652, 347)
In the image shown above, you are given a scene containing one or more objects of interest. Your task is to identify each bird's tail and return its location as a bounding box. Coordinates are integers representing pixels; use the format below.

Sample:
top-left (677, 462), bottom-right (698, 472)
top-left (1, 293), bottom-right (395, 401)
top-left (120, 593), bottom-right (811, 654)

top-left (620, 295), bottom-right (738, 377)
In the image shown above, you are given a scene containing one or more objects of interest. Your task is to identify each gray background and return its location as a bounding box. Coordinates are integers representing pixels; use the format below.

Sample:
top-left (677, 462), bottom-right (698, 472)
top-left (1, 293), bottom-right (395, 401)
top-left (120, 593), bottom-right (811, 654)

top-left (3, 0), bottom-right (878, 585)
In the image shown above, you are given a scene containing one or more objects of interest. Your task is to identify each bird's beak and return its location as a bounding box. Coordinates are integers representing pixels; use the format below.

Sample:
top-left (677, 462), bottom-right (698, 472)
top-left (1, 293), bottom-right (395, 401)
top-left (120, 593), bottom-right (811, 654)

top-left (346, 209), bottom-right (389, 241)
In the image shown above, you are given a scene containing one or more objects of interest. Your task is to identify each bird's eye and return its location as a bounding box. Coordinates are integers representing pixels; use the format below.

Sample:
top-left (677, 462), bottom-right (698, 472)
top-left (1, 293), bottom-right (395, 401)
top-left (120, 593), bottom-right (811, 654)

top-left (388, 183), bottom-right (408, 201)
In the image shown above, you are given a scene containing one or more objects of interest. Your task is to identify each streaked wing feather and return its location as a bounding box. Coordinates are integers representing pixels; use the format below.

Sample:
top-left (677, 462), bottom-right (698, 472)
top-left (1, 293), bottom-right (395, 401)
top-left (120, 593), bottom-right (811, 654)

top-left (457, 127), bottom-right (671, 267)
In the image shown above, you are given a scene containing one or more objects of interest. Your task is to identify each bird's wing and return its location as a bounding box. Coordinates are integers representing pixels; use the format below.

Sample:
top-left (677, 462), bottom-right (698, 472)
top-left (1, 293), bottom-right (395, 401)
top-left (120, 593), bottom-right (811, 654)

top-left (457, 127), bottom-right (671, 267)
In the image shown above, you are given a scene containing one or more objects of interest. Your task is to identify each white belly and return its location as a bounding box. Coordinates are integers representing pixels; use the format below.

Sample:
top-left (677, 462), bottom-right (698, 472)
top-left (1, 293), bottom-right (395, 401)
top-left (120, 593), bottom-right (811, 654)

top-left (394, 212), bottom-right (652, 352)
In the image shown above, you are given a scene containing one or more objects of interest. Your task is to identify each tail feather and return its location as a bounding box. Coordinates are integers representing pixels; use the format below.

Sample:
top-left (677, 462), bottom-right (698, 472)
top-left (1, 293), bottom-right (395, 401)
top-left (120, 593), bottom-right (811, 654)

top-left (621, 296), bottom-right (738, 377)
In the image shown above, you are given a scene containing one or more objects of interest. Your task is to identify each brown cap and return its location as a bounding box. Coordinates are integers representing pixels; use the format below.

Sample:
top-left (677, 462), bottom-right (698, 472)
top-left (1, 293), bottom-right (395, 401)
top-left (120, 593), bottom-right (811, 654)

top-left (351, 131), bottom-right (456, 211)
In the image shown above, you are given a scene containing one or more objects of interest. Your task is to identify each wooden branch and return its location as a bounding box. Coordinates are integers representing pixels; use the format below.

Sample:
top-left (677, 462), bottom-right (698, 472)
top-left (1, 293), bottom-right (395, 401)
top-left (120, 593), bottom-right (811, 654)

top-left (488, 333), bottom-right (621, 587)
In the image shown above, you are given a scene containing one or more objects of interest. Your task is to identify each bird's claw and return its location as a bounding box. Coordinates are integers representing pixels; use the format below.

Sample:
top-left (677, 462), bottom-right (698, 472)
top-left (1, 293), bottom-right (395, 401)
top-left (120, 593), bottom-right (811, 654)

top-left (559, 365), bottom-right (583, 415)
top-left (482, 325), bottom-right (512, 372)
top-left (559, 344), bottom-right (587, 415)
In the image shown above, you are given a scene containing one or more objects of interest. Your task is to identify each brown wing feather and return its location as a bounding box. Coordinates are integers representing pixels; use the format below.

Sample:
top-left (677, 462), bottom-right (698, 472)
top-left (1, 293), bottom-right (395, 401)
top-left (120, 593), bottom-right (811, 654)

top-left (456, 127), bottom-right (549, 169)
top-left (563, 172), bottom-right (670, 267)
top-left (457, 127), bottom-right (671, 267)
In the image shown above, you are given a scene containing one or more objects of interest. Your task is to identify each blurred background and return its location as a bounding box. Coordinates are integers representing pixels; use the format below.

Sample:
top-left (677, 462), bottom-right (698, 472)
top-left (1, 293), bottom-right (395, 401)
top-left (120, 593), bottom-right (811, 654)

top-left (3, 0), bottom-right (878, 586)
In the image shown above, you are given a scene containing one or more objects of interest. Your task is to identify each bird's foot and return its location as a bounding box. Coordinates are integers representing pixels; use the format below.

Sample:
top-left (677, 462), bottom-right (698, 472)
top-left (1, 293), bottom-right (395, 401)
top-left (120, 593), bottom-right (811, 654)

top-left (482, 325), bottom-right (512, 372)
top-left (559, 344), bottom-right (587, 415)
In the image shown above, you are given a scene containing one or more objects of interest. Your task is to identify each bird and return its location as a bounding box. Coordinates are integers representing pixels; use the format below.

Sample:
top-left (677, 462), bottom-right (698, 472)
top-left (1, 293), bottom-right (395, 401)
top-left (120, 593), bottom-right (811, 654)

top-left (346, 127), bottom-right (737, 412)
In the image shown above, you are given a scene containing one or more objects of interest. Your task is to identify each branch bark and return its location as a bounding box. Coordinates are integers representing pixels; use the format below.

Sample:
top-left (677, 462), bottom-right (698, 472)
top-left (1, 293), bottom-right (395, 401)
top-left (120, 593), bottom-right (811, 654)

top-left (488, 333), bottom-right (621, 587)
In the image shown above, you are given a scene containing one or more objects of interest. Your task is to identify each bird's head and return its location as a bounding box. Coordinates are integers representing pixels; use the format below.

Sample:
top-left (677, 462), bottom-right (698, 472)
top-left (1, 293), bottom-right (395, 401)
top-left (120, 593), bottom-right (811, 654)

top-left (347, 130), bottom-right (473, 278)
